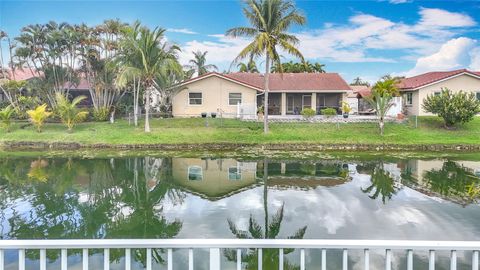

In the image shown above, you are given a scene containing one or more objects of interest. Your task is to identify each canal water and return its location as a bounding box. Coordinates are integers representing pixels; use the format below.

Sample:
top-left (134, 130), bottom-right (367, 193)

top-left (1, 152), bottom-right (479, 269)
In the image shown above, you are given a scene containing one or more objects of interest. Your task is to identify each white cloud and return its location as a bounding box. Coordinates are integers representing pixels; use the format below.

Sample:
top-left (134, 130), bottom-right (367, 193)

top-left (417, 8), bottom-right (476, 28)
top-left (403, 37), bottom-right (476, 76)
top-left (167, 28), bottom-right (198, 35)
top-left (177, 7), bottom-right (476, 71)
top-left (389, 0), bottom-right (410, 4)
top-left (469, 47), bottom-right (480, 70)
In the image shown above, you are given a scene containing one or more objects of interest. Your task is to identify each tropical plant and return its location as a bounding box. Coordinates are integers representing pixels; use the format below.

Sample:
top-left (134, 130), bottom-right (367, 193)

top-left (26, 104), bottom-right (52, 132)
top-left (226, 0), bottom-right (306, 134)
top-left (351, 77), bottom-right (370, 86)
top-left (301, 107), bottom-right (315, 120)
top-left (321, 107), bottom-right (337, 117)
top-left (422, 88), bottom-right (480, 129)
top-left (341, 101), bottom-right (351, 114)
top-left (55, 93), bottom-right (89, 132)
top-left (237, 55), bottom-right (259, 73)
top-left (365, 90), bottom-right (394, 136)
top-left (0, 105), bottom-right (14, 132)
top-left (271, 60), bottom-right (325, 73)
top-left (372, 76), bottom-right (399, 97)
top-left (186, 50), bottom-right (217, 76)
top-left (117, 22), bottom-right (181, 132)
top-left (0, 79), bottom-right (28, 112)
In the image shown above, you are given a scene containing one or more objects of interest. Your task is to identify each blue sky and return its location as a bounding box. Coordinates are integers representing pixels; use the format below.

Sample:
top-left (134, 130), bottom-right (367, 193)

top-left (1, 0), bottom-right (480, 83)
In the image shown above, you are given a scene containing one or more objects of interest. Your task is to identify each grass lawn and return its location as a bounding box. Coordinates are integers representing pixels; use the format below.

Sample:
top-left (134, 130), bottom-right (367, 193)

top-left (1, 116), bottom-right (480, 146)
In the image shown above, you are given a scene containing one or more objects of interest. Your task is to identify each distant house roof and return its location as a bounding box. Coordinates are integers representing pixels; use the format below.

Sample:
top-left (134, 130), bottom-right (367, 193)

top-left (398, 69), bottom-right (480, 90)
top-left (350, 85), bottom-right (372, 98)
top-left (0, 68), bottom-right (38, 81)
top-left (179, 72), bottom-right (352, 92)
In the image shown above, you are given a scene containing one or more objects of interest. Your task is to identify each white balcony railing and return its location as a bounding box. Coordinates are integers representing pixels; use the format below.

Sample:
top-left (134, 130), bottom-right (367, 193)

top-left (0, 239), bottom-right (479, 270)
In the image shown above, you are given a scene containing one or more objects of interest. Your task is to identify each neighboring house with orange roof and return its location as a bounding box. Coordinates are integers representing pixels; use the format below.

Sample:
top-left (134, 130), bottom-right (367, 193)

top-left (399, 69), bottom-right (480, 116)
top-left (171, 72), bottom-right (352, 118)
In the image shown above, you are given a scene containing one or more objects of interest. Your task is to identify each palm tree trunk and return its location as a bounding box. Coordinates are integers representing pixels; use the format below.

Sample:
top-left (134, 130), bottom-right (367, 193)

top-left (263, 54), bottom-right (270, 134)
top-left (145, 86), bottom-right (151, 132)
top-left (379, 117), bottom-right (384, 136)
top-left (263, 158), bottom-right (269, 238)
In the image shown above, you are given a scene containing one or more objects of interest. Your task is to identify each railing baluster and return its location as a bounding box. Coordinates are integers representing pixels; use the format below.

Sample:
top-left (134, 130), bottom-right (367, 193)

top-left (83, 248), bottom-right (88, 270)
top-left (258, 248), bottom-right (263, 270)
top-left (364, 249), bottom-right (369, 270)
top-left (168, 248), bottom-right (173, 270)
top-left (429, 250), bottom-right (435, 270)
top-left (146, 248), bottom-right (152, 270)
top-left (189, 248), bottom-right (194, 270)
top-left (209, 248), bottom-right (220, 270)
top-left (40, 249), bottom-right (47, 270)
top-left (473, 251), bottom-right (479, 270)
top-left (237, 249), bottom-right (242, 270)
top-left (279, 248), bottom-right (284, 270)
top-left (321, 249), bottom-right (326, 270)
top-left (125, 248), bottom-right (131, 270)
top-left (451, 250), bottom-right (457, 270)
top-left (104, 248), bottom-right (110, 270)
top-left (18, 249), bottom-right (25, 270)
top-left (407, 249), bottom-right (413, 270)
top-left (343, 249), bottom-right (348, 270)
top-left (385, 249), bottom-right (392, 270)
top-left (300, 249), bottom-right (305, 270)
top-left (61, 248), bottom-right (68, 270)
top-left (0, 249), bottom-right (4, 270)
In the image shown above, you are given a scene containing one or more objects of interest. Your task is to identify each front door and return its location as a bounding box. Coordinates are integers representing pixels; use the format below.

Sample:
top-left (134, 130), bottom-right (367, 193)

top-left (302, 95), bottom-right (312, 110)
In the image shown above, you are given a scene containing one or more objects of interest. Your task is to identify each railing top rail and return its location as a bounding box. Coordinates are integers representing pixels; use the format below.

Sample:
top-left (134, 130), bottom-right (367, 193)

top-left (0, 239), bottom-right (479, 250)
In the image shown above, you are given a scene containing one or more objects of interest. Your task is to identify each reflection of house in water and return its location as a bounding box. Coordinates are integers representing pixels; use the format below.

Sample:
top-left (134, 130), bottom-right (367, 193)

top-left (259, 161), bottom-right (351, 189)
top-left (171, 158), bottom-right (258, 200)
top-left (400, 159), bottom-right (480, 206)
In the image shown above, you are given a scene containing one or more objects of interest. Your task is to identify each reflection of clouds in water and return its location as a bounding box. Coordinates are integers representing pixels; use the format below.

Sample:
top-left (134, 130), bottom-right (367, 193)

top-left (161, 170), bottom-right (480, 242)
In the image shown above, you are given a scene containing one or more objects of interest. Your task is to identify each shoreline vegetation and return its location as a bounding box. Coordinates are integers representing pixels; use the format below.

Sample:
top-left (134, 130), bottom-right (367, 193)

top-left (1, 117), bottom-right (480, 152)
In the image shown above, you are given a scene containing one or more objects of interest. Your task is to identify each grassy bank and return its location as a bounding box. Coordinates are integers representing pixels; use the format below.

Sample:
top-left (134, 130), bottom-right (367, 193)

top-left (1, 116), bottom-right (479, 147)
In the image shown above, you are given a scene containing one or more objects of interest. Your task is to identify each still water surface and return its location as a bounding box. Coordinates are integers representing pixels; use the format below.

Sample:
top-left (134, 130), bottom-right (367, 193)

top-left (1, 153), bottom-right (480, 269)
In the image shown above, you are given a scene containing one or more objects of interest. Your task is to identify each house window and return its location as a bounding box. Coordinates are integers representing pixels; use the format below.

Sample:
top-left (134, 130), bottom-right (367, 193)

top-left (229, 93), bottom-right (242, 105)
top-left (189, 92), bottom-right (202, 105)
top-left (228, 167), bottom-right (242, 180)
top-left (476, 92), bottom-right (480, 101)
top-left (434, 91), bottom-right (441, 96)
top-left (188, 166), bottom-right (203, 181)
top-left (406, 92), bottom-right (413, 105)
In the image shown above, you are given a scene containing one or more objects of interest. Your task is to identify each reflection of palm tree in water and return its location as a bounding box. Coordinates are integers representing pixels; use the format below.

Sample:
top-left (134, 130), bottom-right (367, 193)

top-left (107, 157), bottom-right (183, 266)
top-left (225, 160), bottom-right (307, 270)
top-left (361, 162), bottom-right (398, 204)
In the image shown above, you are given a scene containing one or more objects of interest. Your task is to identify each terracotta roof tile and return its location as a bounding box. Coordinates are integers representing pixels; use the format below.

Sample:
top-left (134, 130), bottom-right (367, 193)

top-left (225, 72), bottom-right (352, 91)
top-left (398, 69), bottom-right (480, 90)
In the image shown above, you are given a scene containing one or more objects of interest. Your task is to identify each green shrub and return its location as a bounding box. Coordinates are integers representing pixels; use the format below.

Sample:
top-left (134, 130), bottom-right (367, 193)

top-left (0, 105), bottom-right (15, 132)
top-left (301, 108), bottom-right (316, 119)
top-left (422, 88), bottom-right (480, 128)
top-left (16, 96), bottom-right (41, 119)
top-left (92, 107), bottom-right (110, 122)
top-left (55, 94), bottom-right (89, 132)
top-left (27, 104), bottom-right (52, 133)
top-left (321, 108), bottom-right (337, 117)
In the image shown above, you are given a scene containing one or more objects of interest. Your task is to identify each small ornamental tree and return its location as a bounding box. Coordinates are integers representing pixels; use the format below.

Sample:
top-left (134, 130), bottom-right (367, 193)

top-left (27, 104), bottom-right (52, 133)
top-left (422, 88), bottom-right (480, 129)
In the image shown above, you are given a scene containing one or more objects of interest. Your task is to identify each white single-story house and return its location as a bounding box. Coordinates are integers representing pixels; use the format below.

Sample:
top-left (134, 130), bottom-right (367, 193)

top-left (172, 72), bottom-right (352, 118)
top-left (399, 69), bottom-right (480, 116)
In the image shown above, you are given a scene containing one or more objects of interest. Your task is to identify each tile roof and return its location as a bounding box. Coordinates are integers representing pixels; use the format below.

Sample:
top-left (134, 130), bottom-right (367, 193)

top-left (398, 69), bottom-right (480, 90)
top-left (180, 72), bottom-right (352, 92)
top-left (349, 85), bottom-right (372, 98)
top-left (225, 72), bottom-right (352, 91)
top-left (0, 68), bottom-right (38, 81)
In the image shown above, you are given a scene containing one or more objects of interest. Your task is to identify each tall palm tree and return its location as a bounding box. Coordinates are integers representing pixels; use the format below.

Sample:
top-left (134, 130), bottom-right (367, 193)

top-left (187, 50), bottom-right (217, 76)
top-left (118, 22), bottom-right (181, 132)
top-left (227, 0), bottom-right (306, 133)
